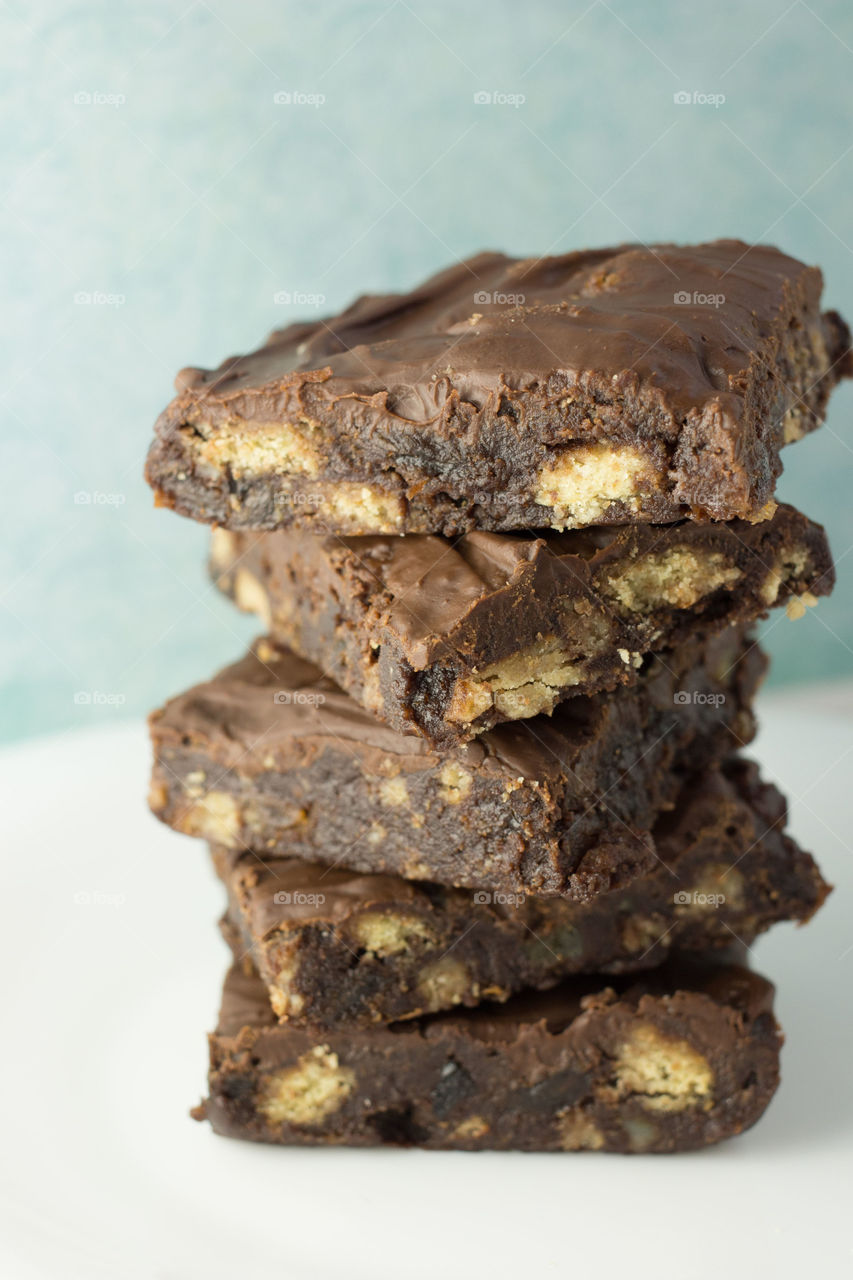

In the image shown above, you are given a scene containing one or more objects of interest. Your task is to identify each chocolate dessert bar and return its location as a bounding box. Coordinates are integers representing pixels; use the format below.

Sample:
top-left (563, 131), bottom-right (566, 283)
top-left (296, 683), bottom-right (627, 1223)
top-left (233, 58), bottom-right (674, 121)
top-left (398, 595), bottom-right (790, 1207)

top-left (195, 954), bottom-right (781, 1151)
top-left (147, 241), bottom-right (850, 536)
top-left (214, 760), bottom-right (827, 1030)
top-left (149, 628), bottom-right (763, 901)
top-left (210, 502), bottom-right (831, 746)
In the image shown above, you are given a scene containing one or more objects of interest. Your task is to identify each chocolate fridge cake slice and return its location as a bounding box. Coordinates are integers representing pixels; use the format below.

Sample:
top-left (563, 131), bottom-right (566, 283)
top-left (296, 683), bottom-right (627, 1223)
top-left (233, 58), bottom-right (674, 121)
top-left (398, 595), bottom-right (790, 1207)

top-left (213, 758), bottom-right (827, 1030)
top-left (210, 501), bottom-right (832, 746)
top-left (149, 627), bottom-right (764, 901)
top-left (194, 952), bottom-right (782, 1152)
top-left (146, 240), bottom-right (850, 536)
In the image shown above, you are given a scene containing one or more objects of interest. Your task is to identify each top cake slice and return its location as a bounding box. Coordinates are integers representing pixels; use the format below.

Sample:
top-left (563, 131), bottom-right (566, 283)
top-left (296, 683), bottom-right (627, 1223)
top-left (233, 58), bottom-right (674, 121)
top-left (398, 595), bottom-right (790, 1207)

top-left (146, 240), bottom-right (850, 536)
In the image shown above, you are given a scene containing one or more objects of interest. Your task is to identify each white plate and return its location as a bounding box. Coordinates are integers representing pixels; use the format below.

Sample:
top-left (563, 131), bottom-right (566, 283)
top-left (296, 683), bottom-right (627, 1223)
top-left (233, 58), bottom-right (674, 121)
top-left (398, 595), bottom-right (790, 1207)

top-left (1, 702), bottom-right (851, 1280)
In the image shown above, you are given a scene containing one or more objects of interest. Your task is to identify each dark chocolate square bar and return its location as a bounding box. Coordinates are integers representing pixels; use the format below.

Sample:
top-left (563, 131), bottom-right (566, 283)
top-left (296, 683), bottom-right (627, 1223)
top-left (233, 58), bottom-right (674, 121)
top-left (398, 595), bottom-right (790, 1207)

top-left (149, 627), bottom-right (764, 901)
top-left (147, 241), bottom-right (850, 535)
top-left (210, 501), bottom-right (831, 746)
top-left (195, 953), bottom-right (781, 1152)
top-left (214, 759), bottom-right (827, 1030)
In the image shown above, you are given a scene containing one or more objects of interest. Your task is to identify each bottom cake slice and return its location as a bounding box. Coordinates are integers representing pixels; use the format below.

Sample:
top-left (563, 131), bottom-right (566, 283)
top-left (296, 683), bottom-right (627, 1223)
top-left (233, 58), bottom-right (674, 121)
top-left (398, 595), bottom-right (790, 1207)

top-left (195, 953), bottom-right (781, 1153)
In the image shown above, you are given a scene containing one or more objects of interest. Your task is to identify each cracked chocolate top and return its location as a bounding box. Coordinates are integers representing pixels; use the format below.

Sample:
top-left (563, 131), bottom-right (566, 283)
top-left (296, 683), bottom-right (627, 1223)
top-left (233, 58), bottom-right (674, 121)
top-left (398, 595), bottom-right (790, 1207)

top-left (173, 241), bottom-right (832, 429)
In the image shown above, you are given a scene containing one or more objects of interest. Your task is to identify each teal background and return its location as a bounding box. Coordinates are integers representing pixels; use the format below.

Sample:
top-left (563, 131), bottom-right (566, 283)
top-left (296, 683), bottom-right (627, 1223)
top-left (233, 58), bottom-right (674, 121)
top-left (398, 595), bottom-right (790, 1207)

top-left (3, 0), bottom-right (853, 744)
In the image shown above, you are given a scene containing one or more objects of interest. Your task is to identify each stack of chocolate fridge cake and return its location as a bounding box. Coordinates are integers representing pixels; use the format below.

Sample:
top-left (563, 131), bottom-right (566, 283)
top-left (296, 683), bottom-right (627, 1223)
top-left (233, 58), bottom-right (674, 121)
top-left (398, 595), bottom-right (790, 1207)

top-left (146, 240), bottom-right (848, 1153)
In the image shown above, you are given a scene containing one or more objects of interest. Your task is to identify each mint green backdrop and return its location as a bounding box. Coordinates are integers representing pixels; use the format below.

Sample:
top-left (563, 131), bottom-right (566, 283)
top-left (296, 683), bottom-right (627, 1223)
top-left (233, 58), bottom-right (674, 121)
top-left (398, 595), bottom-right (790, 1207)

top-left (3, 0), bottom-right (852, 743)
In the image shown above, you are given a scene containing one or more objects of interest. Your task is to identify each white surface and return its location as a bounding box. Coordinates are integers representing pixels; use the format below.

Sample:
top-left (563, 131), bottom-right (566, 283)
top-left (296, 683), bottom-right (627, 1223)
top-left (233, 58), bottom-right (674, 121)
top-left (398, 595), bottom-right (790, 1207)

top-left (0, 703), bottom-right (851, 1280)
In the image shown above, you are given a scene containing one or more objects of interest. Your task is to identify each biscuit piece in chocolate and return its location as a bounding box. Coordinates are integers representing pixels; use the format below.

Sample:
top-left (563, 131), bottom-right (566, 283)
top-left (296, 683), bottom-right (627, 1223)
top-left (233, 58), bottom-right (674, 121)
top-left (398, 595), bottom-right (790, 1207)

top-left (211, 502), bottom-right (831, 746)
top-left (214, 760), bottom-right (827, 1030)
top-left (149, 627), bottom-right (763, 901)
top-left (195, 954), bottom-right (781, 1151)
top-left (147, 240), bottom-right (850, 535)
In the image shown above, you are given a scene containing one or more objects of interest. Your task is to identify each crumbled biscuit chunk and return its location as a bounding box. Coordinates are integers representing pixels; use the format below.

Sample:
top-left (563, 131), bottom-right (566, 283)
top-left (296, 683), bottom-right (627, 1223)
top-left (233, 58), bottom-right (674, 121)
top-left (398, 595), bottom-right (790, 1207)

top-left (417, 957), bottom-right (471, 1008)
top-left (179, 790), bottom-right (240, 844)
top-left (438, 761), bottom-right (473, 804)
top-left (196, 418), bottom-right (321, 477)
top-left (605, 549), bottom-right (741, 613)
top-left (535, 444), bottom-right (658, 527)
top-left (350, 912), bottom-right (435, 957)
top-left (378, 777), bottom-right (409, 807)
top-left (258, 1046), bottom-right (355, 1125)
top-left (608, 1024), bottom-right (714, 1112)
top-left (557, 1107), bottom-right (606, 1151)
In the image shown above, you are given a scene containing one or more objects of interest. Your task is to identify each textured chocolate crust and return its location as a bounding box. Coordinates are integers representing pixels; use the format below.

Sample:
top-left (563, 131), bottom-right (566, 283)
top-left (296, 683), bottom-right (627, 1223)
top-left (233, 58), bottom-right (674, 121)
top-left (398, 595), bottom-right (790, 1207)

top-left (213, 759), bottom-right (827, 1030)
top-left (146, 241), bottom-right (850, 536)
top-left (195, 954), bottom-right (781, 1152)
top-left (149, 628), bottom-right (764, 901)
top-left (210, 502), bottom-right (832, 746)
